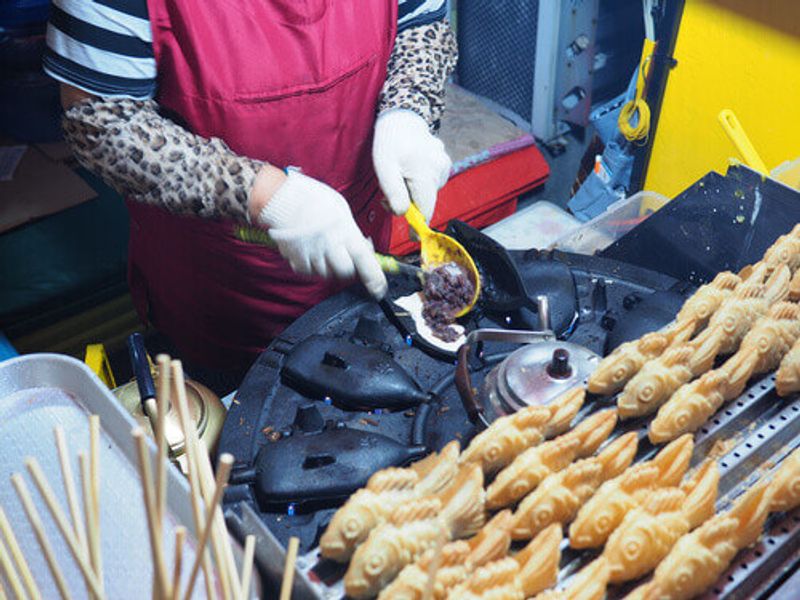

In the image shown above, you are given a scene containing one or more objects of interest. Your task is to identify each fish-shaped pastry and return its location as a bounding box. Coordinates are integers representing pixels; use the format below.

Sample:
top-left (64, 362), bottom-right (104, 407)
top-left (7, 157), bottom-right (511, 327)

top-left (651, 302), bottom-right (800, 444)
top-left (510, 432), bottom-right (639, 541)
top-left (320, 468), bottom-right (419, 561)
top-left (776, 336), bottom-right (800, 397)
top-left (689, 265), bottom-right (791, 373)
top-left (411, 440), bottom-right (462, 497)
top-left (789, 268), bottom-right (800, 301)
top-left (445, 524), bottom-right (563, 600)
top-left (487, 410), bottom-right (618, 509)
top-left (768, 447), bottom-right (800, 513)
top-left (675, 271), bottom-right (741, 334)
top-left (345, 467), bottom-right (486, 599)
top-left (465, 509), bottom-right (514, 568)
top-left (603, 460), bottom-right (720, 583)
top-left (378, 510), bottom-right (513, 600)
top-left (513, 523), bottom-right (563, 598)
top-left (722, 302), bottom-right (800, 399)
top-left (460, 387), bottom-right (584, 475)
top-left (625, 480), bottom-right (772, 600)
top-left (320, 441), bottom-right (461, 561)
top-left (588, 320), bottom-right (694, 396)
top-left (763, 230), bottom-right (800, 273)
top-left (377, 540), bottom-right (472, 600)
top-left (569, 434), bottom-right (694, 549)
top-left (618, 344), bottom-right (695, 420)
top-left (533, 558), bottom-right (611, 600)
top-left (446, 557), bottom-right (524, 600)
top-left (649, 370), bottom-right (728, 444)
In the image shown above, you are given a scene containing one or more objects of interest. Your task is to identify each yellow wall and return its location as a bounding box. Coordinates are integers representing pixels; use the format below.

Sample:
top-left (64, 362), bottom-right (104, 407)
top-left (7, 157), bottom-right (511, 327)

top-left (644, 0), bottom-right (800, 197)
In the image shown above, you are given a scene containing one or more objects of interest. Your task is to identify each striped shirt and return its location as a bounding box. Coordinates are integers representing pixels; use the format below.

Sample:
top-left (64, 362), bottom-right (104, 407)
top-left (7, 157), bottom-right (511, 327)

top-left (44, 0), bottom-right (448, 100)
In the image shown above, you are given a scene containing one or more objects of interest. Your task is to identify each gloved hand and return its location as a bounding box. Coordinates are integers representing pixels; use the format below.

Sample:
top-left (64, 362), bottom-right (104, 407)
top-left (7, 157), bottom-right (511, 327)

top-left (257, 170), bottom-right (388, 299)
top-left (372, 109), bottom-right (452, 224)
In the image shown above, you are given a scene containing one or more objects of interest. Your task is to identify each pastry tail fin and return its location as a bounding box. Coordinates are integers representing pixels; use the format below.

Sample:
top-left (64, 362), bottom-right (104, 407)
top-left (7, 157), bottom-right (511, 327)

top-left (681, 460), bottom-right (720, 529)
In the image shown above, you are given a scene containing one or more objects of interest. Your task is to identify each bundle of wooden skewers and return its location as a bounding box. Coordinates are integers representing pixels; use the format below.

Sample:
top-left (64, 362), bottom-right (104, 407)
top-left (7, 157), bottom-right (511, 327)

top-left (0, 356), bottom-right (283, 600)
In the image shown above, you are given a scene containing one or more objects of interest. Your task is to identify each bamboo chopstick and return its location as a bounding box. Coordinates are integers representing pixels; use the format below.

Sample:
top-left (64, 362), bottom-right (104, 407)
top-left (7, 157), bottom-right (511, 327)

top-left (279, 537), bottom-right (299, 600)
top-left (196, 438), bottom-right (240, 600)
top-left (0, 506), bottom-right (39, 600)
top-left (171, 361), bottom-right (218, 600)
top-left (133, 428), bottom-right (171, 599)
top-left (26, 457), bottom-right (105, 599)
top-left (182, 453), bottom-right (234, 600)
top-left (239, 535), bottom-right (256, 600)
top-left (89, 416), bottom-right (104, 599)
top-left (0, 529), bottom-right (26, 600)
top-left (12, 473), bottom-right (72, 600)
top-left (155, 354), bottom-right (171, 526)
top-left (54, 427), bottom-right (88, 556)
top-left (171, 526), bottom-right (186, 600)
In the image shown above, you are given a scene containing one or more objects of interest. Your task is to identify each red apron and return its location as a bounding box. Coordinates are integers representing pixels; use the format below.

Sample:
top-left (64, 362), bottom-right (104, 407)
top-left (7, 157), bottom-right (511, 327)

top-left (132, 0), bottom-right (397, 369)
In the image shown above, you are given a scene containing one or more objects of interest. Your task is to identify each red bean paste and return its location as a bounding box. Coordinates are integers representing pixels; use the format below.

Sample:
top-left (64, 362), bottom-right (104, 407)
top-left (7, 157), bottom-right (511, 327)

top-left (422, 262), bottom-right (475, 342)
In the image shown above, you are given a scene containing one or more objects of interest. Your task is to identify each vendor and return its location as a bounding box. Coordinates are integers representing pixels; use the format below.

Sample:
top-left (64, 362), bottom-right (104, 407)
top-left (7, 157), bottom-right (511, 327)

top-left (44, 0), bottom-right (457, 372)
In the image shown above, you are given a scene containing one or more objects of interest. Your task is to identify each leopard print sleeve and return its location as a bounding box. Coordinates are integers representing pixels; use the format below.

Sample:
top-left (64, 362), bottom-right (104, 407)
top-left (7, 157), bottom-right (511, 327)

top-left (378, 19), bottom-right (458, 132)
top-left (62, 97), bottom-right (264, 222)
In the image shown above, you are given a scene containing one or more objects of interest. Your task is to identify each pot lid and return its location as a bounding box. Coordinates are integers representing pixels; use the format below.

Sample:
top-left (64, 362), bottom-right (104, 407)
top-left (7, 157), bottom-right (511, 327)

top-left (492, 341), bottom-right (600, 413)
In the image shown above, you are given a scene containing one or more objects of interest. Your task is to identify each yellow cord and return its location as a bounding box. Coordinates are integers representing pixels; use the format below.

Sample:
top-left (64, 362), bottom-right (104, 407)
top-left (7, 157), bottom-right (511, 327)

top-left (619, 38), bottom-right (656, 142)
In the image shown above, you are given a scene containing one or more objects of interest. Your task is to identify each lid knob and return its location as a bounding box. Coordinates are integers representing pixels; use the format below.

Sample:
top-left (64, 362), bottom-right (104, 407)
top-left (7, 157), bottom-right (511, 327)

top-left (547, 349), bottom-right (572, 379)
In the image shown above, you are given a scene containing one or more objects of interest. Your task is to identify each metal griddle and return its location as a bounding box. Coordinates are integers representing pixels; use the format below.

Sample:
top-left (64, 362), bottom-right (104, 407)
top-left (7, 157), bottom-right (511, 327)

top-left (217, 170), bottom-right (800, 598)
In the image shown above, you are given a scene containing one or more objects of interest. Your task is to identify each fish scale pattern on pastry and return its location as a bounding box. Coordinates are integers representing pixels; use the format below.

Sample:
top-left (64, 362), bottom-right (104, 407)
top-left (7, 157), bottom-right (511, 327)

top-left (675, 271), bottom-right (741, 334)
top-left (650, 299), bottom-right (799, 444)
top-left (689, 265), bottom-right (790, 373)
top-left (602, 460), bottom-right (720, 584)
top-left (588, 319), bottom-right (695, 396)
top-left (487, 409), bottom-right (617, 509)
top-left (345, 466), bottom-right (485, 599)
top-left (569, 434), bottom-right (693, 549)
top-left (618, 344), bottom-right (695, 419)
top-left (460, 387), bottom-right (584, 476)
top-left (320, 441), bottom-right (460, 561)
top-left (510, 432), bottom-right (639, 541)
top-left (625, 481), bottom-right (772, 600)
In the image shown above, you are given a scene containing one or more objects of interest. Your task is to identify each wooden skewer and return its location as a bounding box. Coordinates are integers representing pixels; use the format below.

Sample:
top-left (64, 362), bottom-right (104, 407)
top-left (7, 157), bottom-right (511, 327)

top-left (171, 361), bottom-right (217, 600)
top-left (0, 506), bottom-right (40, 600)
top-left (279, 537), bottom-right (299, 600)
top-left (11, 473), bottom-right (73, 600)
top-left (27, 457), bottom-right (105, 599)
top-left (132, 428), bottom-right (171, 599)
top-left (196, 438), bottom-right (240, 600)
top-left (239, 535), bottom-right (256, 600)
top-left (78, 455), bottom-right (101, 600)
top-left (0, 528), bottom-right (26, 600)
top-left (88, 415), bottom-right (104, 599)
top-left (155, 354), bottom-right (171, 526)
top-left (182, 454), bottom-right (234, 600)
top-left (171, 526), bottom-right (186, 600)
top-left (54, 427), bottom-right (89, 556)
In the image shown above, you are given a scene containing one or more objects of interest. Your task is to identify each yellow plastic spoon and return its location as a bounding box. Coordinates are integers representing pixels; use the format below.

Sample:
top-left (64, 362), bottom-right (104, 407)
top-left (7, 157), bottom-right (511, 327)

top-left (404, 202), bottom-right (481, 317)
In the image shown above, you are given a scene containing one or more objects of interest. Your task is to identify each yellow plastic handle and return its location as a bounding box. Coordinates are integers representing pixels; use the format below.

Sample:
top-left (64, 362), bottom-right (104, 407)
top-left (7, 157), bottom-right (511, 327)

top-left (404, 203), bottom-right (430, 240)
top-left (718, 109), bottom-right (769, 175)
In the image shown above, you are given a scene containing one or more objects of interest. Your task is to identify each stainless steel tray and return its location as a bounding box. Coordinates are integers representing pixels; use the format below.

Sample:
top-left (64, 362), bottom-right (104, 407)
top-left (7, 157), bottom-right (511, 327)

top-left (0, 353), bottom-right (216, 598)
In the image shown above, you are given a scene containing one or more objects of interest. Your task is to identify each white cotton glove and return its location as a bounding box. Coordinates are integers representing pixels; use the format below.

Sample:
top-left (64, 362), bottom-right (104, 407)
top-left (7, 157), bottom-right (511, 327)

top-left (258, 170), bottom-right (388, 299)
top-left (372, 109), bottom-right (452, 224)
